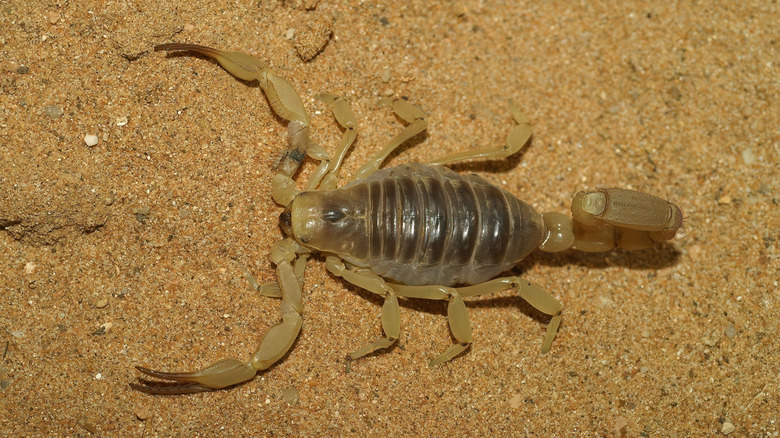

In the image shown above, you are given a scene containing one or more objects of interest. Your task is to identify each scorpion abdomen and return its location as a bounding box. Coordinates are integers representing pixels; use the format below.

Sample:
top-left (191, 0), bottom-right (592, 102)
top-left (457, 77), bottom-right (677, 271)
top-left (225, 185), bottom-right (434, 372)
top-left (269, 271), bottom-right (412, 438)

top-left (350, 163), bottom-right (546, 286)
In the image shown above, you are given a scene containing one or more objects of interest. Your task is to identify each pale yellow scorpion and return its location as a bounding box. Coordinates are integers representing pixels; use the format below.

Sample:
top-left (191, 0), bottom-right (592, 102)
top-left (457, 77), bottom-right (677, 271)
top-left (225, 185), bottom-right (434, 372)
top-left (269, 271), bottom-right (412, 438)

top-left (131, 43), bottom-right (682, 394)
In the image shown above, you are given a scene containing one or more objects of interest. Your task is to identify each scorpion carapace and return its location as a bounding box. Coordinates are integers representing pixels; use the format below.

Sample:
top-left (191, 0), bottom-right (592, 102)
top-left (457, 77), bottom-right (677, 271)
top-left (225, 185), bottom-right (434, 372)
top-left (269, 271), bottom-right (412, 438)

top-left (131, 43), bottom-right (682, 394)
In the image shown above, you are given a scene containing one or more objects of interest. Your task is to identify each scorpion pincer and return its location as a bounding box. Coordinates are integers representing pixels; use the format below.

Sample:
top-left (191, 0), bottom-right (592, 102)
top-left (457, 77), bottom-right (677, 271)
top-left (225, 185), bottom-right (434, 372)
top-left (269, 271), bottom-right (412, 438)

top-left (131, 43), bottom-right (682, 394)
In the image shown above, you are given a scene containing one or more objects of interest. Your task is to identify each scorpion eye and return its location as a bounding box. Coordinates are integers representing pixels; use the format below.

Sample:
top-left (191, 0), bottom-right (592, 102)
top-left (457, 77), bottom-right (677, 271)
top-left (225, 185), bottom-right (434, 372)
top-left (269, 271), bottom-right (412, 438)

top-left (322, 209), bottom-right (345, 223)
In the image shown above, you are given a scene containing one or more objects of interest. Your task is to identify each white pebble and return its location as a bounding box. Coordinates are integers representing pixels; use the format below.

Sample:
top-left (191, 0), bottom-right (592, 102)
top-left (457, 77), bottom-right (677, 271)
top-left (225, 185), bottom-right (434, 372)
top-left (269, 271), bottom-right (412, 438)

top-left (84, 134), bottom-right (98, 147)
top-left (721, 421), bottom-right (735, 435)
top-left (741, 148), bottom-right (756, 165)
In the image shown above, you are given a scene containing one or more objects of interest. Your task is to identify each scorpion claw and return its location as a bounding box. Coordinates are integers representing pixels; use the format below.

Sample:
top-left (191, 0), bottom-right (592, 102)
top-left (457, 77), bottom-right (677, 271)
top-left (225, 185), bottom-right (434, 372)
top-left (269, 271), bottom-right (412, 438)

top-left (130, 359), bottom-right (257, 395)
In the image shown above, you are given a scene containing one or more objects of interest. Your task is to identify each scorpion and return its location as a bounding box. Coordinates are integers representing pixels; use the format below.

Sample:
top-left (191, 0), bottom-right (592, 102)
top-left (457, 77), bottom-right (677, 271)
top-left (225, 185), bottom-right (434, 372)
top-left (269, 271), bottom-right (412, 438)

top-left (131, 43), bottom-right (682, 394)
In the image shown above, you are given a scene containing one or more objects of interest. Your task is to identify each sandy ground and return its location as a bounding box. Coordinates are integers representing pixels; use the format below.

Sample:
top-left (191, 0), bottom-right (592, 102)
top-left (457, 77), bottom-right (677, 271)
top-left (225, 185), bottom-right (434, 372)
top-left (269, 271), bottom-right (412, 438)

top-left (1, 0), bottom-right (778, 436)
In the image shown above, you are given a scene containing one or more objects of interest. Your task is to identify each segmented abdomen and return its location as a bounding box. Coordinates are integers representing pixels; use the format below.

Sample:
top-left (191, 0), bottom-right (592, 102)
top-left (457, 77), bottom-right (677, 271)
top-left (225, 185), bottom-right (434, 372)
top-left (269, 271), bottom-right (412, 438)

top-left (349, 163), bottom-right (545, 286)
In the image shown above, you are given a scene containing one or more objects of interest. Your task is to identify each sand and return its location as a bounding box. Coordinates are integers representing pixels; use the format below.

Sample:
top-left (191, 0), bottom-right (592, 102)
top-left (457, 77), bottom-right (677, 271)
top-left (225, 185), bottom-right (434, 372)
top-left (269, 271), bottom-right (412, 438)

top-left (1, 0), bottom-right (778, 436)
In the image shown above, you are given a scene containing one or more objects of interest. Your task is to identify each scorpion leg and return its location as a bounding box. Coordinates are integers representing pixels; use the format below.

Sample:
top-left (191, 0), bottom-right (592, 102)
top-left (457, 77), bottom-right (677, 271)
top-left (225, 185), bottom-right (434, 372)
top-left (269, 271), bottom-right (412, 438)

top-left (131, 239), bottom-right (305, 394)
top-left (154, 43), bottom-right (316, 206)
top-left (457, 277), bottom-right (562, 354)
top-left (311, 94), bottom-right (358, 190)
top-left (325, 257), bottom-right (401, 359)
top-left (428, 100), bottom-right (532, 166)
top-left (352, 99), bottom-right (428, 180)
top-left (428, 289), bottom-right (473, 367)
top-left (393, 277), bottom-right (563, 356)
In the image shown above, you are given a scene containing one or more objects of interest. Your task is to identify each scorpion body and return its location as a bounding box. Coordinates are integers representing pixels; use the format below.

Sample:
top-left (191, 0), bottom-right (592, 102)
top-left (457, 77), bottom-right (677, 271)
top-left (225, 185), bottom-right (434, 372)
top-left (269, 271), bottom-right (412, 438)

top-left (286, 163), bottom-right (545, 287)
top-left (131, 43), bottom-right (682, 394)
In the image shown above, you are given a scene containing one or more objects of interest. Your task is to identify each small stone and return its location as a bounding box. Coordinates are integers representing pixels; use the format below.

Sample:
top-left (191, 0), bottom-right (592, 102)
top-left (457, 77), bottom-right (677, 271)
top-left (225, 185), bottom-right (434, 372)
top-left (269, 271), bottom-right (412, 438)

top-left (133, 206), bottom-right (151, 222)
top-left (724, 323), bottom-right (736, 339)
top-left (80, 418), bottom-right (98, 434)
top-left (84, 134), bottom-right (99, 147)
top-left (285, 28), bottom-right (295, 40)
top-left (380, 88), bottom-right (395, 97)
top-left (509, 393), bottom-right (522, 409)
top-left (134, 405), bottom-right (151, 420)
top-left (718, 195), bottom-right (731, 205)
top-left (49, 11), bottom-right (61, 24)
top-left (293, 14), bottom-right (332, 61)
top-left (702, 335), bottom-right (718, 347)
top-left (741, 148), bottom-right (756, 165)
top-left (17, 65), bottom-right (29, 74)
top-left (115, 116), bottom-right (128, 127)
top-left (183, 24), bottom-right (194, 32)
top-left (24, 262), bottom-right (36, 274)
top-left (281, 386), bottom-right (299, 405)
top-left (380, 69), bottom-right (392, 83)
top-left (721, 421), bottom-right (735, 435)
top-left (43, 105), bottom-right (63, 119)
top-left (614, 416), bottom-right (628, 436)
top-left (596, 295), bottom-right (616, 309)
top-left (94, 295), bottom-right (109, 308)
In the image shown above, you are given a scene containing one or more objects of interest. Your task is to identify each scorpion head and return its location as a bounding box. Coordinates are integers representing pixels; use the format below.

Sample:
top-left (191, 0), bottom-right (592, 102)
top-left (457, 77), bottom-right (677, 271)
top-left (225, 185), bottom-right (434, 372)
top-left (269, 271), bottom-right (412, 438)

top-left (282, 187), bottom-right (369, 259)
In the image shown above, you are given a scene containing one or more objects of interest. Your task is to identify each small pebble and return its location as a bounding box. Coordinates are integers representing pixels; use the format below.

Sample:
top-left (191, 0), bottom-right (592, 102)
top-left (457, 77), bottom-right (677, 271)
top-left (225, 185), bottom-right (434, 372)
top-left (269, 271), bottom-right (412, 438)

top-left (84, 134), bottom-right (98, 147)
top-left (49, 11), bottom-right (61, 24)
top-left (741, 148), bottom-right (756, 165)
top-left (380, 69), bottom-right (392, 83)
top-left (702, 335), bottom-right (718, 347)
top-left (282, 386), bottom-right (299, 405)
top-left (596, 295), bottom-right (616, 309)
top-left (293, 14), bottom-right (332, 61)
top-left (614, 416), bottom-right (628, 436)
top-left (134, 405), bottom-right (151, 420)
top-left (115, 116), bottom-right (128, 127)
top-left (718, 195), bottom-right (731, 205)
top-left (285, 28), bottom-right (296, 40)
top-left (721, 421), bottom-right (735, 435)
top-left (509, 393), bottom-right (523, 409)
top-left (380, 88), bottom-right (395, 97)
top-left (94, 295), bottom-right (109, 308)
top-left (17, 65), bottom-right (29, 74)
top-left (80, 418), bottom-right (98, 433)
top-left (724, 323), bottom-right (736, 339)
top-left (43, 105), bottom-right (63, 119)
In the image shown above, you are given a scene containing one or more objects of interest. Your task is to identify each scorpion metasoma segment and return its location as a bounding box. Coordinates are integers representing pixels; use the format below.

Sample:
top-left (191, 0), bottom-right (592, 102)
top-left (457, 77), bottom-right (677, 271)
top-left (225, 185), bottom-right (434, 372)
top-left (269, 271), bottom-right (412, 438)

top-left (131, 43), bottom-right (683, 394)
